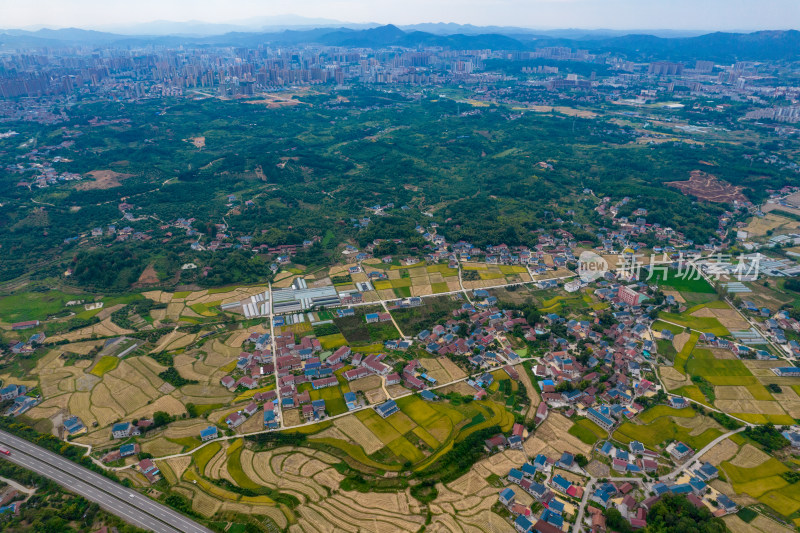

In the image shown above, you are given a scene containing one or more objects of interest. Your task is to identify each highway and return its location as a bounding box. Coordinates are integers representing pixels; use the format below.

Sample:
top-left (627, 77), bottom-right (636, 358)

top-left (0, 430), bottom-right (213, 533)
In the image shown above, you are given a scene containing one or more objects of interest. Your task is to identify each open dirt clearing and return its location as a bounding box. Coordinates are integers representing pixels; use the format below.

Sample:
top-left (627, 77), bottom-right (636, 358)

top-left (666, 170), bottom-right (748, 204)
top-left (77, 170), bottom-right (133, 190)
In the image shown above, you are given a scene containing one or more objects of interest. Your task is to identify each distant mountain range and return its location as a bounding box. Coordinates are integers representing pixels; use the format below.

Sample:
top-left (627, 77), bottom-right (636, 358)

top-left (1, 22), bottom-right (798, 62)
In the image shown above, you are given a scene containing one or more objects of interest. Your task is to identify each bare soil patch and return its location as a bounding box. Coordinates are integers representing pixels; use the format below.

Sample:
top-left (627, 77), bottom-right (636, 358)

top-left (135, 264), bottom-right (160, 287)
top-left (76, 170), bottom-right (133, 190)
top-left (666, 170), bottom-right (748, 204)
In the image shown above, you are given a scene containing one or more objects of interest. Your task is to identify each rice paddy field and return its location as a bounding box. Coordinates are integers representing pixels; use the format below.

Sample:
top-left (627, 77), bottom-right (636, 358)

top-left (613, 406), bottom-right (724, 451)
top-left (568, 418), bottom-right (607, 445)
top-left (716, 444), bottom-right (800, 519)
top-left (163, 390), bottom-right (525, 532)
top-left (659, 321), bottom-right (798, 423)
top-left (460, 262), bottom-right (531, 290)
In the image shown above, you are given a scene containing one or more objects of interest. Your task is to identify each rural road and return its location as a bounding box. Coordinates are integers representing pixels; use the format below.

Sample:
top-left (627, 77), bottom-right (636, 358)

top-left (0, 430), bottom-right (213, 533)
top-left (663, 427), bottom-right (747, 481)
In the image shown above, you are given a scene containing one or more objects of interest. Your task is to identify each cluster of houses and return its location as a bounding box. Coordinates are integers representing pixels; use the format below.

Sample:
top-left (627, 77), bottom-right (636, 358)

top-left (501, 452), bottom-right (583, 533)
top-left (7, 330), bottom-right (46, 357)
top-left (0, 383), bottom-right (39, 417)
top-left (411, 303), bottom-right (527, 369)
top-left (750, 309), bottom-right (800, 354)
top-left (649, 467), bottom-right (738, 518)
top-left (597, 440), bottom-right (660, 474)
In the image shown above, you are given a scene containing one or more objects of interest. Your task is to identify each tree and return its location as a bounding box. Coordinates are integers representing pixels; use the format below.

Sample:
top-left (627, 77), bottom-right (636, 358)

top-left (603, 507), bottom-right (632, 533)
top-left (153, 411), bottom-right (172, 428)
top-left (575, 454), bottom-right (588, 468)
top-left (646, 493), bottom-right (726, 532)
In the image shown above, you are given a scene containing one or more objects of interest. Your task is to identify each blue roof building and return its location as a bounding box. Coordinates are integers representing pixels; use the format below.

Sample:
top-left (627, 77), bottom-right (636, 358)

top-left (499, 487), bottom-right (516, 506)
top-left (514, 515), bottom-right (532, 532)
top-left (375, 399), bottom-right (399, 418)
top-left (200, 426), bottom-right (218, 441)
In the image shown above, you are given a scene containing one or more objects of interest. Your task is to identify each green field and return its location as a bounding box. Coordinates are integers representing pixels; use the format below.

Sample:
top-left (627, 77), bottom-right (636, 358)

top-left (0, 289), bottom-right (87, 323)
top-left (309, 385), bottom-right (348, 416)
top-left (637, 405), bottom-right (695, 423)
top-left (318, 333), bottom-right (347, 351)
top-left (658, 312), bottom-right (729, 337)
top-left (673, 332), bottom-right (699, 374)
top-left (393, 286), bottom-right (412, 298)
top-left (386, 435), bottom-right (425, 463)
top-left (652, 320), bottom-right (685, 335)
top-left (685, 348), bottom-right (756, 385)
top-left (650, 269), bottom-right (715, 293)
top-left (760, 482), bottom-right (800, 516)
top-left (721, 455), bottom-right (800, 517)
top-left (568, 419), bottom-right (606, 445)
top-left (90, 356), bottom-right (120, 377)
top-left (356, 409), bottom-right (403, 444)
top-left (661, 312), bottom-right (730, 336)
top-left (426, 264), bottom-right (458, 277)
top-left (673, 385), bottom-right (711, 406)
top-left (431, 282), bottom-right (449, 294)
top-left (226, 439), bottom-right (262, 490)
top-left (193, 442), bottom-right (221, 473)
top-left (614, 412), bottom-right (722, 450)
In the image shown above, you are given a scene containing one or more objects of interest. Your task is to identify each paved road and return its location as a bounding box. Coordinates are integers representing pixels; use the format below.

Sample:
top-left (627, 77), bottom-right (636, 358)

top-left (664, 427), bottom-right (746, 481)
top-left (0, 430), bottom-right (213, 533)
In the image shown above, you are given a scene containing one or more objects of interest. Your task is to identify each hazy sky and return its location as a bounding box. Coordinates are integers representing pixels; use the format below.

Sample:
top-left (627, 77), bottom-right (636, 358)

top-left (2, 0), bottom-right (799, 30)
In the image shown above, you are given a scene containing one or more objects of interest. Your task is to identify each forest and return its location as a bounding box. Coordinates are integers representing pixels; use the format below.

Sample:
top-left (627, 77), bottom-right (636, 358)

top-left (0, 85), bottom-right (790, 289)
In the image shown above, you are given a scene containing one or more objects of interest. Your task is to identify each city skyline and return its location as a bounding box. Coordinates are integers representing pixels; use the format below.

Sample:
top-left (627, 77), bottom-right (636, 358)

top-left (2, 0), bottom-right (799, 32)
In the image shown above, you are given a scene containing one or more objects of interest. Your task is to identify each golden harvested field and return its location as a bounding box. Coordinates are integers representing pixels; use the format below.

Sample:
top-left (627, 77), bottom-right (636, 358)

top-left (699, 438), bottom-right (740, 466)
top-left (128, 394), bottom-right (186, 419)
top-left (141, 437), bottom-right (184, 456)
top-left (743, 212), bottom-right (798, 238)
top-left (334, 416), bottom-right (384, 455)
top-left (48, 317), bottom-right (133, 343)
top-left (27, 393), bottom-right (71, 419)
top-left (480, 449), bottom-right (528, 476)
top-left (90, 382), bottom-right (126, 425)
top-left (715, 399), bottom-right (786, 415)
top-left (526, 413), bottom-right (592, 456)
top-left (162, 419), bottom-right (208, 439)
top-left (347, 375), bottom-right (382, 393)
top-left (68, 391), bottom-right (95, 425)
top-left (163, 456), bottom-right (192, 480)
top-left (768, 387), bottom-right (800, 418)
top-left (730, 444), bottom-right (771, 469)
top-left (436, 381), bottom-right (476, 397)
top-left (113, 359), bottom-right (162, 394)
top-left (165, 332), bottom-right (197, 351)
top-left (723, 513), bottom-right (796, 533)
top-left (420, 359), bottom-right (450, 383)
top-left (714, 386), bottom-right (759, 400)
top-left (663, 290), bottom-right (685, 303)
top-left (672, 331), bottom-right (691, 353)
top-left (437, 357), bottom-right (467, 381)
top-left (691, 307), bottom-right (750, 330)
top-left (172, 353), bottom-right (212, 382)
top-left (515, 362), bottom-right (540, 418)
top-left (660, 365), bottom-right (692, 389)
